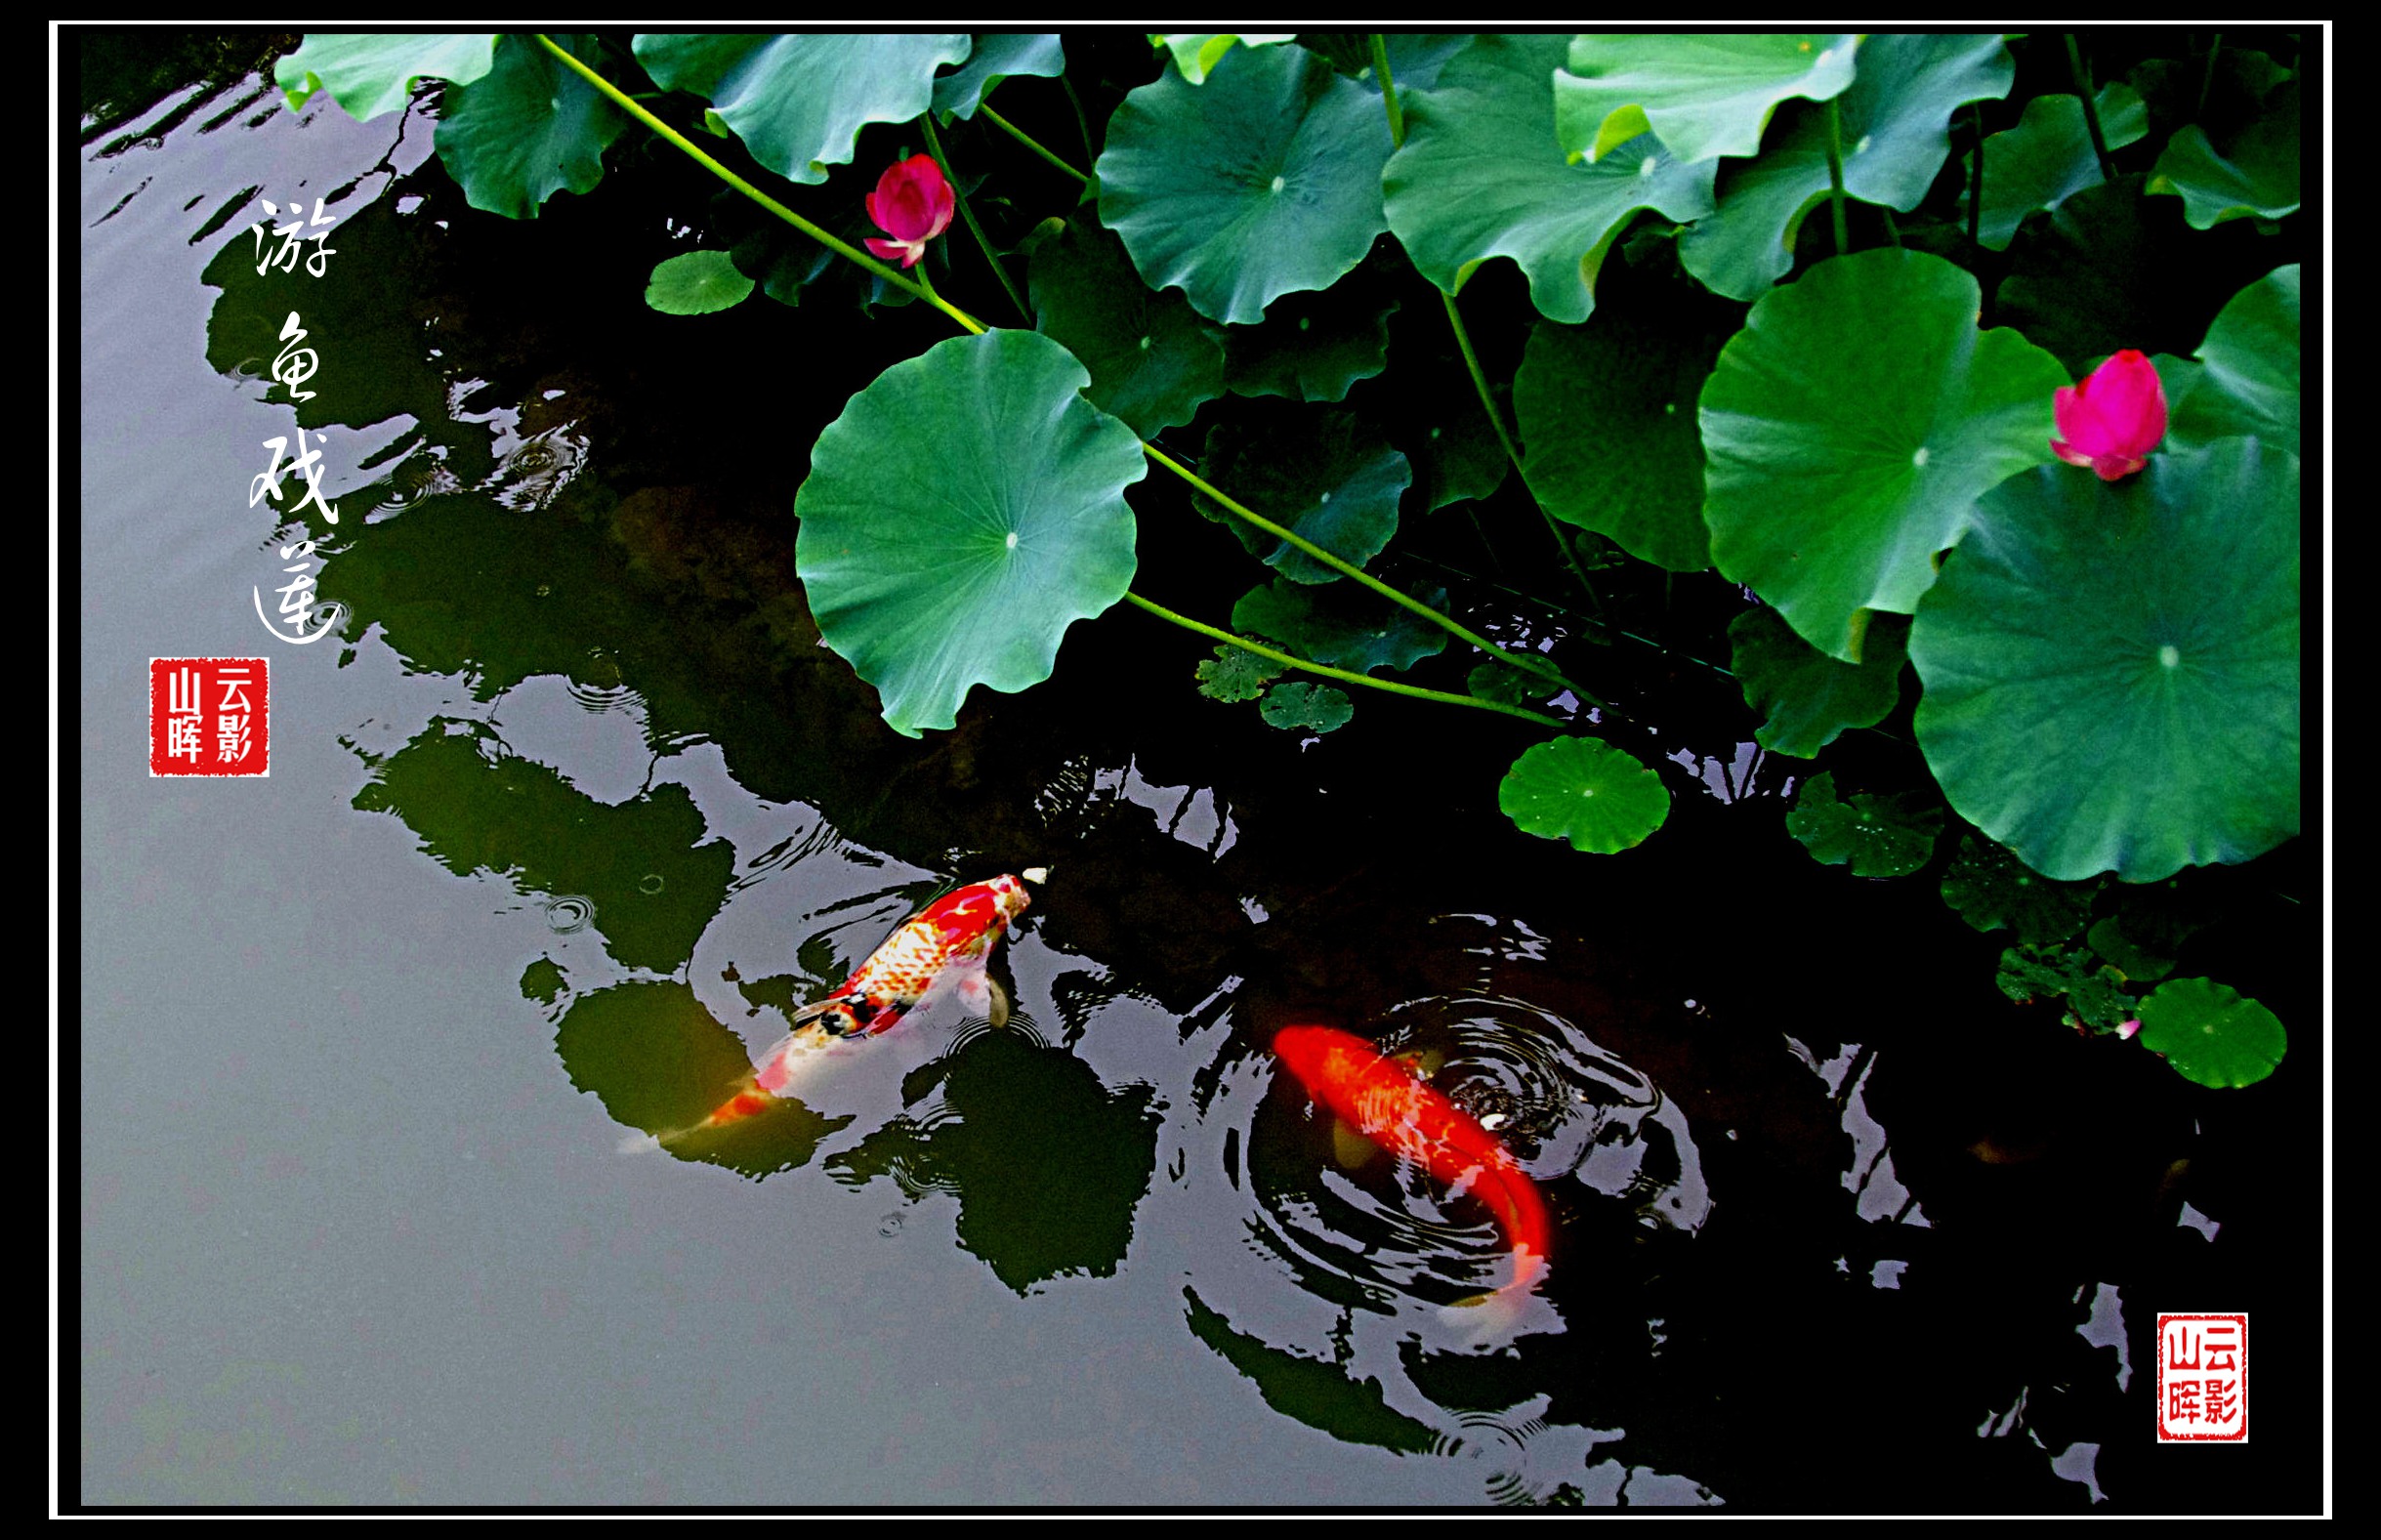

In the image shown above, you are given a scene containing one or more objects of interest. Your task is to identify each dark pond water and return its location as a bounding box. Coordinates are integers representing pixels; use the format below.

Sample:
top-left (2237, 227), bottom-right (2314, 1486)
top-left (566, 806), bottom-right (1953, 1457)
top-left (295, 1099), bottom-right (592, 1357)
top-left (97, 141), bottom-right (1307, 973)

top-left (76, 33), bottom-right (2323, 1510)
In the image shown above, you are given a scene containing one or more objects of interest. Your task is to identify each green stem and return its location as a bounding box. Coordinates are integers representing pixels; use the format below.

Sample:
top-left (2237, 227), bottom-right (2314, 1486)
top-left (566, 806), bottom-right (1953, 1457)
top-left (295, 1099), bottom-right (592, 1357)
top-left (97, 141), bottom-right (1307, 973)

top-left (1967, 104), bottom-right (1984, 249)
top-left (531, 34), bottom-right (985, 337)
top-left (1880, 207), bottom-right (1901, 249)
top-left (1823, 99), bottom-right (1851, 255)
top-left (2066, 34), bottom-right (2116, 183)
top-left (1124, 592), bottom-right (1567, 728)
top-left (1059, 75), bottom-right (1099, 168)
top-left (921, 115), bottom-right (1031, 324)
top-left (978, 103), bottom-right (1090, 185)
top-left (2196, 32), bottom-right (2224, 119)
top-left (1367, 34), bottom-right (1405, 146)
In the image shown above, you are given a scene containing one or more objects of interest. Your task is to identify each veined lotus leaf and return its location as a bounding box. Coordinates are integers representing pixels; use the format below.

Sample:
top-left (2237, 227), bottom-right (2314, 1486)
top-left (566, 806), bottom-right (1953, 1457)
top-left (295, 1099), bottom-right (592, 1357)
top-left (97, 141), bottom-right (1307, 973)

top-left (2167, 265), bottom-right (2299, 456)
top-left (1909, 439), bottom-right (2300, 882)
top-left (275, 32), bottom-right (496, 118)
top-left (1224, 289), bottom-right (1398, 404)
top-left (1681, 34), bottom-right (2012, 301)
top-left (1195, 644), bottom-right (1283, 703)
top-left (2135, 977), bottom-right (2286, 1088)
top-left (934, 34), bottom-right (1065, 122)
top-left (2148, 80), bottom-right (2302, 229)
top-left (1939, 834), bottom-right (2098, 943)
top-left (1555, 33), bottom-right (1859, 165)
top-left (1729, 607), bottom-right (1906, 759)
top-left (632, 34), bottom-right (971, 185)
top-left (1260, 682), bottom-right (1354, 733)
top-left (1500, 737), bottom-right (1670, 853)
top-left (1515, 283), bottom-right (1737, 571)
top-left (1385, 34), bottom-right (1717, 325)
top-left (1700, 248), bottom-right (2069, 661)
top-left (1099, 42), bottom-right (1388, 325)
top-left (793, 330), bottom-right (1145, 737)
top-left (1958, 84), bottom-right (2149, 252)
top-left (1195, 408), bottom-right (1409, 584)
top-left (1299, 33), bottom-right (1474, 97)
top-left (645, 251), bottom-right (753, 315)
top-left (1786, 770), bottom-right (1942, 878)
top-left (1154, 32), bottom-right (1297, 85)
top-left (1231, 578), bottom-right (1447, 676)
top-left (434, 34), bottom-right (625, 220)
top-left (1030, 219), bottom-right (1226, 437)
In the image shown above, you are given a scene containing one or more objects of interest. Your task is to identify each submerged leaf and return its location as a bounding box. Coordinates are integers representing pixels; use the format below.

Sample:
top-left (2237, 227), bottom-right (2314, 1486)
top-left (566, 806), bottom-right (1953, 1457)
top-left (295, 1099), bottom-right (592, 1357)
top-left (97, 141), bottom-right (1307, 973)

top-left (1940, 835), bottom-right (2097, 943)
top-left (1499, 737), bottom-right (1669, 853)
top-left (1994, 943), bottom-right (2136, 1035)
top-left (1195, 644), bottom-right (1284, 703)
top-left (1231, 579), bottom-right (1447, 675)
top-left (1260, 682), bottom-right (1354, 733)
top-left (1786, 770), bottom-right (1942, 877)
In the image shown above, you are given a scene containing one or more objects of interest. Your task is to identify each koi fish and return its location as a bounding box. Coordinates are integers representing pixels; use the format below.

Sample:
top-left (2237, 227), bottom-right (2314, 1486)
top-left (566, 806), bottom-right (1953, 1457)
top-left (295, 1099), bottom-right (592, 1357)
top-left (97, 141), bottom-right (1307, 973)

top-left (1273, 1024), bottom-right (1552, 1300)
top-left (661, 872), bottom-right (1037, 1144)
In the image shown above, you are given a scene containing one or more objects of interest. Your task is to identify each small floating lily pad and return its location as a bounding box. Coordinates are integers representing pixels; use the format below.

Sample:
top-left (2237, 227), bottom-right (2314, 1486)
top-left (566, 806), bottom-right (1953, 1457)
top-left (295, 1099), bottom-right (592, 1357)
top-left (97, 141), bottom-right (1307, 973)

top-left (645, 250), bottom-right (754, 314)
top-left (1259, 682), bottom-right (1353, 733)
top-left (1995, 942), bottom-right (2135, 1034)
top-left (2135, 977), bottom-right (2285, 1089)
top-left (1786, 770), bottom-right (1942, 877)
top-left (1500, 736), bottom-right (1669, 853)
top-left (1940, 834), bottom-right (2098, 943)
top-left (1195, 644), bottom-right (1283, 702)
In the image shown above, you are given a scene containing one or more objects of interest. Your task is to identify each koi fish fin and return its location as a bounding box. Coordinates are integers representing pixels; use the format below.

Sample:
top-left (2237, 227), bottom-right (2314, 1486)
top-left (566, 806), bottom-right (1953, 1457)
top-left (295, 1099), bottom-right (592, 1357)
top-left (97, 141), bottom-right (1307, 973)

top-left (987, 976), bottom-right (1010, 1030)
top-left (1439, 1250), bottom-right (1555, 1345)
top-left (1331, 1118), bottom-right (1381, 1171)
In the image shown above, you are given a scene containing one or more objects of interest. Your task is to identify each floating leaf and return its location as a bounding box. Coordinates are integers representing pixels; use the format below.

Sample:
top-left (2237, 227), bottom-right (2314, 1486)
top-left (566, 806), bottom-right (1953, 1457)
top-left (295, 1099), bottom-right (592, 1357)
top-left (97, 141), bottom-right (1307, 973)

top-left (1195, 644), bottom-right (1283, 702)
top-left (1910, 439), bottom-right (2299, 882)
top-left (1680, 33), bottom-right (2013, 299)
top-left (1786, 770), bottom-right (1942, 877)
top-left (275, 32), bottom-right (497, 118)
top-left (1260, 682), bottom-right (1354, 733)
top-left (1100, 43), bottom-right (1388, 325)
top-left (2165, 265), bottom-right (2299, 456)
top-left (2135, 977), bottom-right (2286, 1089)
top-left (1385, 34), bottom-right (1717, 325)
top-left (1499, 737), bottom-right (1669, 853)
top-left (1231, 578), bottom-right (1447, 675)
top-left (432, 33), bottom-right (626, 219)
top-left (1468, 662), bottom-right (1550, 707)
top-left (793, 330), bottom-right (1145, 736)
top-left (1555, 33), bottom-right (1859, 165)
top-left (1960, 83), bottom-right (2149, 252)
top-left (1029, 219), bottom-right (1225, 437)
top-left (933, 33), bottom-right (1065, 122)
top-left (1994, 943), bottom-right (2135, 1034)
top-left (1515, 278), bottom-right (1737, 571)
top-left (1195, 408), bottom-right (1409, 584)
top-left (1225, 289), bottom-right (1399, 404)
top-left (633, 34), bottom-right (971, 185)
top-left (1730, 606), bottom-right (1905, 759)
top-left (1155, 32), bottom-right (1296, 85)
top-left (2087, 917), bottom-right (2175, 985)
top-left (1700, 248), bottom-right (2069, 661)
top-left (1940, 834), bottom-right (2097, 943)
top-left (645, 250), bottom-right (754, 315)
top-left (2148, 80), bottom-right (2302, 229)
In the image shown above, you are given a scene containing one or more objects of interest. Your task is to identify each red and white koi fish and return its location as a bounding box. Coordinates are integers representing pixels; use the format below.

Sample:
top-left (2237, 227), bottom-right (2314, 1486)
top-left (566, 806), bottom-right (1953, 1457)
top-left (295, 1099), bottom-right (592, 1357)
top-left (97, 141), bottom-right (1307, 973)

top-left (1273, 1024), bottom-right (1552, 1301)
top-left (661, 872), bottom-right (1037, 1143)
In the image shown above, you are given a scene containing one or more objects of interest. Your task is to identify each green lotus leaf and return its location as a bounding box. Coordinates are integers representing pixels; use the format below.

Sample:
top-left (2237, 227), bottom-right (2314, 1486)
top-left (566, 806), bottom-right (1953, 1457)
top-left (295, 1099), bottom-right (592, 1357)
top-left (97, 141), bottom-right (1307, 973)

top-left (2148, 80), bottom-right (2302, 229)
top-left (793, 330), bottom-right (1146, 737)
top-left (1995, 943), bottom-right (2135, 1035)
top-left (1385, 34), bottom-right (1718, 325)
top-left (645, 250), bottom-right (754, 315)
top-left (1959, 84), bottom-right (2149, 252)
top-left (1373, 301), bottom-right (1508, 513)
top-left (1230, 578), bottom-right (1447, 675)
top-left (1500, 736), bottom-right (1670, 853)
top-left (2128, 48), bottom-right (2292, 146)
top-left (431, 34), bottom-right (625, 219)
top-left (1029, 219), bottom-right (1225, 437)
top-left (1300, 32), bottom-right (1474, 96)
top-left (632, 34), bottom-right (971, 185)
top-left (1787, 770), bottom-right (1942, 878)
top-left (1195, 644), bottom-right (1283, 702)
top-left (933, 34), bottom-right (1064, 121)
top-left (1515, 277), bottom-right (1738, 571)
top-left (1939, 834), bottom-right (2098, 943)
top-left (1700, 248), bottom-right (2070, 661)
top-left (1729, 607), bottom-right (1905, 759)
top-left (2086, 915), bottom-right (2176, 985)
top-left (1909, 439), bottom-right (2300, 882)
top-left (1099, 43), bottom-right (1389, 325)
top-left (2167, 265), bottom-right (2299, 456)
top-left (1225, 290), bottom-right (1398, 403)
top-left (2136, 978), bottom-right (2286, 1089)
top-left (1194, 408), bottom-right (1409, 584)
top-left (1680, 34), bottom-right (2013, 300)
top-left (1555, 33), bottom-right (1859, 165)
top-left (275, 32), bottom-right (496, 119)
top-left (1468, 662), bottom-right (1552, 707)
top-left (1260, 682), bottom-right (1354, 733)
top-left (1155, 32), bottom-right (1297, 85)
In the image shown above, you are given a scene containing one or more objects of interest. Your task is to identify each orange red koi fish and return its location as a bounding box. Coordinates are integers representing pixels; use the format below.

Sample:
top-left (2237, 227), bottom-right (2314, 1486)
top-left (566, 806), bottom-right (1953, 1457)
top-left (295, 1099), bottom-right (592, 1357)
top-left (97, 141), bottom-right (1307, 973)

top-left (667, 874), bottom-right (1035, 1142)
top-left (1273, 1024), bottom-right (1551, 1298)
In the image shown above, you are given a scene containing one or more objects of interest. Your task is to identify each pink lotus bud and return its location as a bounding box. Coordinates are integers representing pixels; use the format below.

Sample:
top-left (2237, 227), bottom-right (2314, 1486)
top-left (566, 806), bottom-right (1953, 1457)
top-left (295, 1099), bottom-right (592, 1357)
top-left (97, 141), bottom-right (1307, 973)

top-left (863, 153), bottom-right (955, 270)
top-left (2116, 1018), bottom-right (2142, 1040)
top-left (2050, 350), bottom-right (2167, 481)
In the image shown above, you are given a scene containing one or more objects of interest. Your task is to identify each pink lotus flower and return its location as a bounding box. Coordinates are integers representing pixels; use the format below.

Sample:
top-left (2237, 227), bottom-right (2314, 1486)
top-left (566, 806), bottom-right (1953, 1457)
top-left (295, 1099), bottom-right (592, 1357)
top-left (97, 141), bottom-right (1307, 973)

top-left (863, 153), bottom-right (954, 270)
top-left (2051, 350), bottom-right (2167, 481)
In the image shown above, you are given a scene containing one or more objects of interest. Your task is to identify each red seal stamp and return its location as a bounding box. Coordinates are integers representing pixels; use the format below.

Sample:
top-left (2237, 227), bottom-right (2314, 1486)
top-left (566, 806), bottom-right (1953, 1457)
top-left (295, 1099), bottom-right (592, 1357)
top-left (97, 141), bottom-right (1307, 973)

top-left (2155, 1312), bottom-right (2246, 1442)
top-left (148, 658), bottom-right (270, 778)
